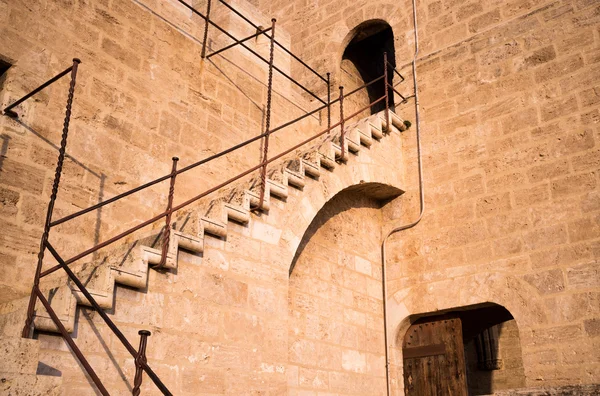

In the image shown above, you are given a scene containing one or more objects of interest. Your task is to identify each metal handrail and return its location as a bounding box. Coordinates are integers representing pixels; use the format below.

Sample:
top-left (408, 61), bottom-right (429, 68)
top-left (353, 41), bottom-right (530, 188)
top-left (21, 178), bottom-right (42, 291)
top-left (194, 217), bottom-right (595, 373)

top-left (7, 7), bottom-right (410, 392)
top-left (216, 0), bottom-right (328, 83)
top-left (39, 80), bottom-right (388, 277)
top-left (48, 73), bottom-right (384, 230)
top-left (176, 0), bottom-right (327, 104)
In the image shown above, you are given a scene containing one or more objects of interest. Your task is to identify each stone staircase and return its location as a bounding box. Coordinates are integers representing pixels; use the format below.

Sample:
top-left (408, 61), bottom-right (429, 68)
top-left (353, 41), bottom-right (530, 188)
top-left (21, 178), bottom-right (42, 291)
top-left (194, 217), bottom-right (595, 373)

top-left (0, 337), bottom-right (62, 395)
top-left (33, 109), bottom-right (408, 334)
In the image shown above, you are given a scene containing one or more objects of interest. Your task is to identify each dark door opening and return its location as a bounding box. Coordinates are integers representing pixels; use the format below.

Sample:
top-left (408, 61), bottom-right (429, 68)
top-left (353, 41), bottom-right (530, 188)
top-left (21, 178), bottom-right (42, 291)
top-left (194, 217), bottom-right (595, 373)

top-left (342, 22), bottom-right (395, 114)
top-left (401, 304), bottom-right (526, 395)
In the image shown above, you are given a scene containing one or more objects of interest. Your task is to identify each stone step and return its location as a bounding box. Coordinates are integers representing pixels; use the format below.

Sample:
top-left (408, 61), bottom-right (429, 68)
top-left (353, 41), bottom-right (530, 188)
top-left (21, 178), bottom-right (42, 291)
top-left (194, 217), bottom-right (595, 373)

top-left (32, 109), bottom-right (406, 335)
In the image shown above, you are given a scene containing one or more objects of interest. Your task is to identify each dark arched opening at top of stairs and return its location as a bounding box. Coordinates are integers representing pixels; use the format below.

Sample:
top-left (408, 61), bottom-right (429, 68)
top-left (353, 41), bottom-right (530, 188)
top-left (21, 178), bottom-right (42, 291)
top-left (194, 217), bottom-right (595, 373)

top-left (342, 21), bottom-right (396, 114)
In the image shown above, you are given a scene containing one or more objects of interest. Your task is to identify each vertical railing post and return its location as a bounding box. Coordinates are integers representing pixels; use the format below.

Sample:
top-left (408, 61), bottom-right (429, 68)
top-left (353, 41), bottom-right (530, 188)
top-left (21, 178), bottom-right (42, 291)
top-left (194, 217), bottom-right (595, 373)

top-left (22, 58), bottom-right (81, 339)
top-left (338, 85), bottom-right (345, 160)
top-left (201, 0), bottom-right (212, 58)
top-left (258, 18), bottom-right (276, 209)
top-left (326, 72), bottom-right (331, 132)
top-left (158, 157), bottom-right (179, 269)
top-left (384, 51), bottom-right (390, 132)
top-left (132, 330), bottom-right (151, 396)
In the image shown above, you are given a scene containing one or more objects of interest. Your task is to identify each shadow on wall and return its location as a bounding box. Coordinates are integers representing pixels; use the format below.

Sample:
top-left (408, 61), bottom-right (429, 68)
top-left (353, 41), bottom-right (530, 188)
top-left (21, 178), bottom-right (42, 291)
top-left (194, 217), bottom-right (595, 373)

top-left (289, 181), bottom-right (402, 276)
top-left (400, 303), bottom-right (526, 396)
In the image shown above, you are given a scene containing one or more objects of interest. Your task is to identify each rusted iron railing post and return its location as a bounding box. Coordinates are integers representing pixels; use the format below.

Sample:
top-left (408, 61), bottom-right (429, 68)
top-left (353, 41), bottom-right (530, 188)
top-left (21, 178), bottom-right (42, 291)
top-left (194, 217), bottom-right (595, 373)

top-left (326, 72), bottom-right (331, 132)
top-left (384, 52), bottom-right (390, 132)
top-left (201, 0), bottom-right (212, 58)
top-left (158, 157), bottom-right (179, 269)
top-left (339, 85), bottom-right (345, 160)
top-left (22, 58), bottom-right (81, 339)
top-left (258, 18), bottom-right (276, 209)
top-left (132, 330), bottom-right (151, 396)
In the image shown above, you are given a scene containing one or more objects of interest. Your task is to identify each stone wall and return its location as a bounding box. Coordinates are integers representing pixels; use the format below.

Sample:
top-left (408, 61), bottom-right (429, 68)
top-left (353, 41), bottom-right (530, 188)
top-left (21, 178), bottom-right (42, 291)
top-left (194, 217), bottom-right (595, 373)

top-left (0, 0), bottom-right (324, 305)
top-left (253, 0), bottom-right (598, 391)
top-left (288, 190), bottom-right (386, 395)
top-left (0, 0), bottom-right (598, 394)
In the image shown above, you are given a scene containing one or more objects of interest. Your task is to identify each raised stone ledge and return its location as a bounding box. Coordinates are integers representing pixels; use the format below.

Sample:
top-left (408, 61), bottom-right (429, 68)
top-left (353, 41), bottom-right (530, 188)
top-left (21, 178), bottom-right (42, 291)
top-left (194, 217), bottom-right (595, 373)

top-left (485, 384), bottom-right (600, 395)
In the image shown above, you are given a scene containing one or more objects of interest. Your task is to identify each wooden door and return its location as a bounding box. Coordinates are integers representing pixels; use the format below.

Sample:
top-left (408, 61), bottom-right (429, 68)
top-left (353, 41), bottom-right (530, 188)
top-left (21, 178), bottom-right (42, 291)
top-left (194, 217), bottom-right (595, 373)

top-left (402, 316), bottom-right (468, 396)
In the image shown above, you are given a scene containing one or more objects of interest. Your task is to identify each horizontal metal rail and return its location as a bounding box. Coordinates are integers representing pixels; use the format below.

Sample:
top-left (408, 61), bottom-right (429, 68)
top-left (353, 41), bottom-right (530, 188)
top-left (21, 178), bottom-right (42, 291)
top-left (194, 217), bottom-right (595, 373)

top-left (40, 94), bottom-right (385, 276)
top-left (343, 75), bottom-right (385, 99)
top-left (207, 26), bottom-right (272, 58)
top-left (216, 0), bottom-right (328, 83)
top-left (3, 61), bottom-right (80, 118)
top-left (45, 242), bottom-right (173, 396)
top-left (175, 0), bottom-right (326, 104)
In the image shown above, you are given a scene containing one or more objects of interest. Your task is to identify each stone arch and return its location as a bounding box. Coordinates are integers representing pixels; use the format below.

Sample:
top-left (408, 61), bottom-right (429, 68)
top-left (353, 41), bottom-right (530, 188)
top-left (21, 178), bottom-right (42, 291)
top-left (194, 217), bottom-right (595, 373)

top-left (388, 273), bottom-right (549, 344)
top-left (385, 273), bottom-right (550, 391)
top-left (274, 131), bottom-right (405, 274)
top-left (326, 3), bottom-right (407, 86)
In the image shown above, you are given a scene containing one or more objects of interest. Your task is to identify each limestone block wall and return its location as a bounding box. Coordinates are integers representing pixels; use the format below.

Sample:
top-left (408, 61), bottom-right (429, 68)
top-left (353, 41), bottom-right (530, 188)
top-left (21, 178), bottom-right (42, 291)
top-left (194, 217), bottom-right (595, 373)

top-left (252, 0), bottom-right (600, 392)
top-left (23, 130), bottom-right (402, 394)
top-left (288, 191), bottom-right (387, 395)
top-left (0, 0), bottom-right (325, 305)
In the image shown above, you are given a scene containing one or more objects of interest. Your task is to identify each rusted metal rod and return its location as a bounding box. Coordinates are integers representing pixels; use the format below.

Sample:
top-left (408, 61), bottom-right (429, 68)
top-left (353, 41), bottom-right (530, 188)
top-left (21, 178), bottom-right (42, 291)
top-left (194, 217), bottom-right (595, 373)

top-left (34, 286), bottom-right (109, 396)
top-left (216, 0), bottom-right (327, 83)
top-left (158, 157), bottom-right (178, 268)
top-left (175, 0), bottom-right (326, 105)
top-left (42, 95), bottom-right (387, 275)
top-left (258, 18), bottom-right (276, 210)
top-left (207, 26), bottom-right (273, 59)
top-left (384, 52), bottom-right (390, 132)
top-left (22, 58), bottom-right (80, 339)
top-left (200, 0), bottom-right (212, 59)
top-left (132, 330), bottom-right (151, 396)
top-left (45, 243), bottom-right (173, 395)
top-left (387, 60), bottom-right (405, 82)
top-left (339, 85), bottom-right (346, 160)
top-left (3, 62), bottom-right (77, 118)
top-left (391, 86), bottom-right (408, 103)
top-left (326, 73), bottom-right (331, 132)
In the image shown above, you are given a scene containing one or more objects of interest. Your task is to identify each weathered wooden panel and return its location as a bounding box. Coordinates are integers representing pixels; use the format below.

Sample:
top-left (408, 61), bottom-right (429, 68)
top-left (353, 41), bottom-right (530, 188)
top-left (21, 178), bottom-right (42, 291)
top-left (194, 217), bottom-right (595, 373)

top-left (402, 316), bottom-right (468, 396)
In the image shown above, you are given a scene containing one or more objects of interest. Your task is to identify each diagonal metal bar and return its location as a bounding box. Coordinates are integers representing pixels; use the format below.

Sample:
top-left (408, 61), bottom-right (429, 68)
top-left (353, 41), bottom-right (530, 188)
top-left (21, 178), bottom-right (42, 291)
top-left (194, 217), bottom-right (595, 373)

top-left (42, 94), bottom-right (386, 275)
top-left (45, 242), bottom-right (173, 396)
top-left (3, 63), bottom-right (75, 118)
top-left (34, 286), bottom-right (110, 396)
top-left (217, 0), bottom-right (327, 83)
top-left (207, 26), bottom-right (273, 58)
top-left (387, 60), bottom-right (405, 82)
top-left (175, 0), bottom-right (326, 104)
top-left (391, 86), bottom-right (407, 103)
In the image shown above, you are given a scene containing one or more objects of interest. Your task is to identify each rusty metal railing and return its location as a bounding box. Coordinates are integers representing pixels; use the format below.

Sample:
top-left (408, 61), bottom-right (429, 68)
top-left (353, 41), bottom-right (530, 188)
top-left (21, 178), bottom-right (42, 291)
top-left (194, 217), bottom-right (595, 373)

top-left (3, 2), bottom-right (409, 393)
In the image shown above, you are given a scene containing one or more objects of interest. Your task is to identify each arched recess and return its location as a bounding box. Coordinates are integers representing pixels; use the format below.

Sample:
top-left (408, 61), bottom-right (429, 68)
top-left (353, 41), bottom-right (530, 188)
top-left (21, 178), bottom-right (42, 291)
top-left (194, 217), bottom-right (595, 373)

top-left (385, 274), bottom-right (549, 393)
top-left (340, 19), bottom-right (396, 117)
top-left (399, 303), bottom-right (526, 395)
top-left (286, 183), bottom-right (401, 395)
top-left (270, 128), bottom-right (405, 275)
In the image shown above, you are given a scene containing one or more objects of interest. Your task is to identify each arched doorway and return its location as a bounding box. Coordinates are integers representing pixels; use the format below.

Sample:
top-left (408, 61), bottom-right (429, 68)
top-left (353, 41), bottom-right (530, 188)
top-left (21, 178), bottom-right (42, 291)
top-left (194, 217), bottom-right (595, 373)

top-left (341, 20), bottom-right (395, 118)
top-left (401, 303), bottom-right (526, 395)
